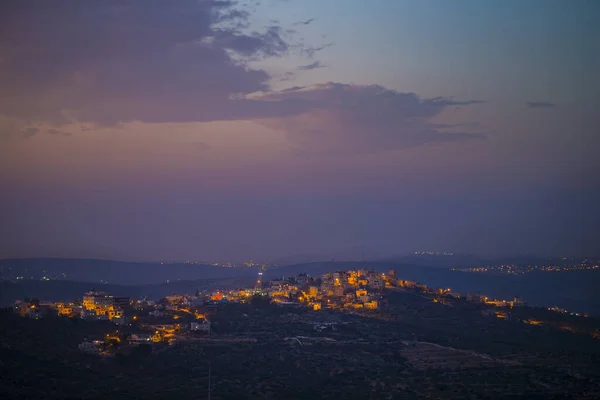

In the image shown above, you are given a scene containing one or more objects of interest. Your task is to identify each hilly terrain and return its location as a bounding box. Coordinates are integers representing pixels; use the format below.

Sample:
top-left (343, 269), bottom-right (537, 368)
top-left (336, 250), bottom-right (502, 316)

top-left (2, 258), bottom-right (599, 316)
top-left (0, 258), bottom-right (256, 285)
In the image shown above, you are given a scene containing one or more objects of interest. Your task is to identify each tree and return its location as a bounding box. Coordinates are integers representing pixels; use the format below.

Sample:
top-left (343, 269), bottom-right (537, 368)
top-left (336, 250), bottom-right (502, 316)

top-left (250, 295), bottom-right (271, 308)
top-left (130, 343), bottom-right (152, 359)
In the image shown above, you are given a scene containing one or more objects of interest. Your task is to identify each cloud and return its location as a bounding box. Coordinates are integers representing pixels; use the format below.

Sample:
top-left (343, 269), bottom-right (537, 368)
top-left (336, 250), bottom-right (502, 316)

top-left (279, 72), bottom-right (296, 82)
top-left (0, 3), bottom-right (484, 155)
top-left (294, 18), bottom-right (315, 26)
top-left (301, 43), bottom-right (334, 58)
top-left (527, 101), bottom-right (556, 109)
top-left (46, 129), bottom-right (71, 136)
top-left (252, 83), bottom-right (486, 154)
top-left (21, 128), bottom-right (39, 138)
top-left (0, 0), bottom-right (290, 128)
top-left (297, 61), bottom-right (327, 70)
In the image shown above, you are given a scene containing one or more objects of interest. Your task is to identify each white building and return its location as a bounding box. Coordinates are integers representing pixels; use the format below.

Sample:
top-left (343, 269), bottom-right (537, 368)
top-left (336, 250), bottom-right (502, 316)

top-left (78, 341), bottom-right (99, 354)
top-left (190, 319), bottom-right (211, 333)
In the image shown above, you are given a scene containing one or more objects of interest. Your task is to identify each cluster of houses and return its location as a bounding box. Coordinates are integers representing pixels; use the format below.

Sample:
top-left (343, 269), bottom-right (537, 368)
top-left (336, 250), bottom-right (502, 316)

top-left (12, 269), bottom-right (428, 326)
top-left (261, 269), bottom-right (402, 311)
top-left (14, 267), bottom-right (541, 357)
top-left (13, 290), bottom-right (131, 324)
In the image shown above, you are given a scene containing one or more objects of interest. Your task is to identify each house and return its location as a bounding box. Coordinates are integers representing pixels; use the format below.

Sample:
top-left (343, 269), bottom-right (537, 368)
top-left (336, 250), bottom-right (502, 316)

top-left (203, 302), bottom-right (220, 312)
top-left (189, 297), bottom-right (204, 307)
top-left (364, 300), bottom-right (379, 310)
top-left (83, 290), bottom-right (114, 311)
top-left (129, 334), bottom-right (152, 345)
top-left (27, 303), bottom-right (54, 319)
top-left (275, 301), bottom-right (302, 309)
top-left (28, 307), bottom-right (45, 319)
top-left (78, 340), bottom-right (100, 354)
top-left (190, 319), bottom-right (211, 333)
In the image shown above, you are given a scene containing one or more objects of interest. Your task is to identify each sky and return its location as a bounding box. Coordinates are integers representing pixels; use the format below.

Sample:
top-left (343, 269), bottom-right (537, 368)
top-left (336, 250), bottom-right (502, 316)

top-left (1, 0), bottom-right (599, 262)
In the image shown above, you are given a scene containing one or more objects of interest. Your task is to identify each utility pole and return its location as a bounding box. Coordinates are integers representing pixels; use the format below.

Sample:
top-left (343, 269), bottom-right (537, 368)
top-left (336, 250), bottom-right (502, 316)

top-left (207, 362), bottom-right (212, 400)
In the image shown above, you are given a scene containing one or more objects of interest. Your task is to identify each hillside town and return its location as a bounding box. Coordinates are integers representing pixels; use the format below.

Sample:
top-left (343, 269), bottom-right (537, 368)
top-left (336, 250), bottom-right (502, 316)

top-left (5, 267), bottom-right (600, 399)
top-left (11, 267), bottom-right (598, 358)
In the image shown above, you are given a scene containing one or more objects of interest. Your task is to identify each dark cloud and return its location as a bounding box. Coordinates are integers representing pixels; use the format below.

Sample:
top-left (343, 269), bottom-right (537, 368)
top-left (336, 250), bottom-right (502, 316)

top-left (21, 128), bottom-right (39, 138)
top-left (294, 18), bottom-right (315, 26)
top-left (0, 0), bottom-right (289, 128)
top-left (46, 129), bottom-right (71, 136)
top-left (0, 2), bottom-right (484, 155)
top-left (281, 86), bottom-right (306, 92)
top-left (297, 61), bottom-right (327, 70)
top-left (301, 42), bottom-right (334, 58)
top-left (253, 83), bottom-right (486, 154)
top-left (527, 101), bottom-right (556, 109)
top-left (212, 25), bottom-right (288, 58)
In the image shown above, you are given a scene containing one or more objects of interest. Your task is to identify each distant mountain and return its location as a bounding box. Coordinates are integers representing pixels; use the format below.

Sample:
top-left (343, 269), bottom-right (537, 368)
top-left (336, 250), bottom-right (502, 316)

top-left (380, 253), bottom-right (575, 269)
top-left (380, 253), bottom-right (485, 268)
top-left (0, 276), bottom-right (254, 306)
top-left (268, 261), bottom-right (600, 316)
top-left (3, 257), bottom-right (599, 315)
top-left (0, 258), bottom-right (257, 285)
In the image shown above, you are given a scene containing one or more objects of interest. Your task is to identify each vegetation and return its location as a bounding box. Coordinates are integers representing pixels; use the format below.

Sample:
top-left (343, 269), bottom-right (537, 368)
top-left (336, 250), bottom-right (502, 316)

top-left (2, 287), bottom-right (600, 399)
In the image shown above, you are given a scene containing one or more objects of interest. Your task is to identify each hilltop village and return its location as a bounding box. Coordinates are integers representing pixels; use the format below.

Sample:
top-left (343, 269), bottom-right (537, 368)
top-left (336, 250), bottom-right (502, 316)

top-left (5, 268), bottom-right (600, 399)
top-left (11, 267), bottom-right (597, 355)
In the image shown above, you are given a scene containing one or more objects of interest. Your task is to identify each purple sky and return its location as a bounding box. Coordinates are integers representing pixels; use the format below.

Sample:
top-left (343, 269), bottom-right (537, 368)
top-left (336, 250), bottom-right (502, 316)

top-left (1, 1), bottom-right (599, 262)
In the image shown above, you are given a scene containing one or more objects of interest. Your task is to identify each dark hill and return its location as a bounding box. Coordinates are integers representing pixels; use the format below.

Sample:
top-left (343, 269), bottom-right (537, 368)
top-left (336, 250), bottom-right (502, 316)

top-left (0, 258), bottom-right (256, 285)
top-left (0, 276), bottom-right (253, 306)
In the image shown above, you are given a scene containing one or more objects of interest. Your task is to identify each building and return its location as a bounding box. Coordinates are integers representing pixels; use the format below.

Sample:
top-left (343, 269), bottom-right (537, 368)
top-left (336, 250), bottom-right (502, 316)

top-left (113, 297), bottom-right (130, 309)
top-left (78, 340), bottom-right (100, 354)
top-left (191, 319), bottom-right (211, 333)
top-left (367, 276), bottom-right (385, 291)
top-left (83, 290), bottom-right (114, 311)
top-left (28, 307), bottom-right (45, 319)
top-left (276, 301), bottom-right (302, 309)
top-left (149, 310), bottom-right (164, 318)
top-left (129, 334), bottom-right (152, 345)
top-left (255, 271), bottom-right (263, 289)
top-left (364, 300), bottom-right (379, 310)
top-left (164, 295), bottom-right (184, 304)
top-left (13, 301), bottom-right (30, 317)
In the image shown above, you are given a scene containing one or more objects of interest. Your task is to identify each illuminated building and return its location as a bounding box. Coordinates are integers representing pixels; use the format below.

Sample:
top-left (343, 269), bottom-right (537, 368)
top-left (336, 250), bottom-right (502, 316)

top-left (83, 290), bottom-right (114, 311)
top-left (256, 271), bottom-right (263, 289)
top-left (367, 276), bottom-right (384, 291)
top-left (129, 334), bottom-right (152, 345)
top-left (364, 300), bottom-right (378, 310)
